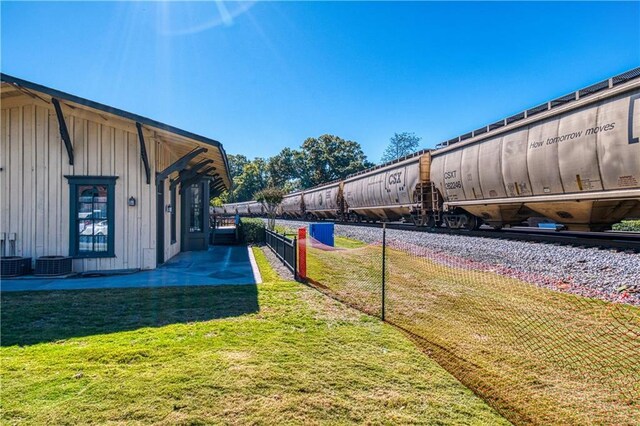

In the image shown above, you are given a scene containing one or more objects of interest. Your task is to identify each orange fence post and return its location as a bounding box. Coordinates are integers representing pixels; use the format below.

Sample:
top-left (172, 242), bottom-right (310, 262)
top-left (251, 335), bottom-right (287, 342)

top-left (298, 227), bottom-right (306, 280)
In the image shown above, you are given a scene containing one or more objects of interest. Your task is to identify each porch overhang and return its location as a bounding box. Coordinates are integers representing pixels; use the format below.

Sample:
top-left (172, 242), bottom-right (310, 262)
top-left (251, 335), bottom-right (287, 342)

top-left (0, 73), bottom-right (232, 190)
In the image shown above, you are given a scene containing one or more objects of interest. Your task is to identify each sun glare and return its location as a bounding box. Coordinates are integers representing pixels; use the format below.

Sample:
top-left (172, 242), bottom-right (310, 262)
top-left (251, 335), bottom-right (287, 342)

top-left (158, 1), bottom-right (255, 35)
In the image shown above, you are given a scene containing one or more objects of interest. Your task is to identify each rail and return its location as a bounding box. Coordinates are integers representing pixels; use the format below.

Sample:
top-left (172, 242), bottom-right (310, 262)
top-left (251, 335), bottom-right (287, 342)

top-left (265, 229), bottom-right (297, 276)
top-left (275, 218), bottom-right (640, 252)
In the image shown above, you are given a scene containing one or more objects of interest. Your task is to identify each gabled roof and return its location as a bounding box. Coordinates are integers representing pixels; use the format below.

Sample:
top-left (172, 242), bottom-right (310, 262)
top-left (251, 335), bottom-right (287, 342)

top-left (1, 73), bottom-right (232, 189)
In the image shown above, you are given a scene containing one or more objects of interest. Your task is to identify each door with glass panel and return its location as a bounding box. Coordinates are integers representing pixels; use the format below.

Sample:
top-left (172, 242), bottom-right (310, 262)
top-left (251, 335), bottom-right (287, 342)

top-left (181, 181), bottom-right (210, 251)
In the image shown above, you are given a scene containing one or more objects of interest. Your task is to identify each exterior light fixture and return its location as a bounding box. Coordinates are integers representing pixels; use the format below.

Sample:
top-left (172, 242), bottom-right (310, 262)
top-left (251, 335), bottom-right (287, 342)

top-left (166, 205), bottom-right (173, 213)
top-left (128, 196), bottom-right (136, 206)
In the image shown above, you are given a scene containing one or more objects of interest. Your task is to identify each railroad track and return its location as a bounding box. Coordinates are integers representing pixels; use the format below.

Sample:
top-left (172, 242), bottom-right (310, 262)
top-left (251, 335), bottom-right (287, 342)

top-left (276, 218), bottom-right (640, 252)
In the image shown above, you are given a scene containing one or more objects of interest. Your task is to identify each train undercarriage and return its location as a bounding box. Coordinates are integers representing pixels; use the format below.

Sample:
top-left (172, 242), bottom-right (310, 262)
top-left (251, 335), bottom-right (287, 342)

top-left (287, 185), bottom-right (640, 232)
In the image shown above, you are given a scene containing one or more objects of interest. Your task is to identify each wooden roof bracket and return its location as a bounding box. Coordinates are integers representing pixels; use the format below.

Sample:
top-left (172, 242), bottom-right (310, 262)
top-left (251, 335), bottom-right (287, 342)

top-left (156, 147), bottom-right (207, 182)
top-left (51, 98), bottom-right (74, 165)
top-left (210, 175), bottom-right (225, 189)
top-left (179, 166), bottom-right (216, 194)
top-left (211, 179), bottom-right (225, 190)
top-left (180, 159), bottom-right (214, 181)
top-left (168, 159), bottom-right (212, 191)
top-left (136, 122), bottom-right (151, 184)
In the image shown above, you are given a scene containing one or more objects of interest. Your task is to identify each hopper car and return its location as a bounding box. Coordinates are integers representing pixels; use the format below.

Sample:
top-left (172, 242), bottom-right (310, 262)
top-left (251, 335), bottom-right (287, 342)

top-left (280, 191), bottom-right (305, 218)
top-left (224, 68), bottom-right (640, 231)
top-left (214, 201), bottom-right (264, 216)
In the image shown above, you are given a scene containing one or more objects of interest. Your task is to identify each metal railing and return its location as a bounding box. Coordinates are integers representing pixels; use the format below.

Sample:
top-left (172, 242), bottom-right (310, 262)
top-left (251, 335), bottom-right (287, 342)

top-left (213, 215), bottom-right (237, 228)
top-left (265, 229), bottom-right (297, 276)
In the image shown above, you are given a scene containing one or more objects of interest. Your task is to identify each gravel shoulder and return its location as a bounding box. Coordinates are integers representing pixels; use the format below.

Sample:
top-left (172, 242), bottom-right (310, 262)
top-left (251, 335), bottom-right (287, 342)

top-left (259, 245), bottom-right (295, 281)
top-left (274, 219), bottom-right (640, 305)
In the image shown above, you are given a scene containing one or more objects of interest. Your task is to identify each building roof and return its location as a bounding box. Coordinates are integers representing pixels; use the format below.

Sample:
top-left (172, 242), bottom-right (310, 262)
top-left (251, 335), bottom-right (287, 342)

top-left (0, 73), bottom-right (232, 189)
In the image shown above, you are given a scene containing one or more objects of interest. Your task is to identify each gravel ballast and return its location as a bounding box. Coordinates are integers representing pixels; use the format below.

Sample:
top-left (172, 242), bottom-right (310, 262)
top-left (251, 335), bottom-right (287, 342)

top-left (260, 245), bottom-right (295, 281)
top-left (273, 219), bottom-right (640, 305)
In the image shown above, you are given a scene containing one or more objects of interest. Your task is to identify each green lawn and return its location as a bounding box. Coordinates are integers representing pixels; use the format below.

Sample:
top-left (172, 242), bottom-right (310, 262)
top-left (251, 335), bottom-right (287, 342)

top-left (274, 223), bottom-right (365, 249)
top-left (1, 248), bottom-right (508, 425)
top-left (305, 243), bottom-right (640, 425)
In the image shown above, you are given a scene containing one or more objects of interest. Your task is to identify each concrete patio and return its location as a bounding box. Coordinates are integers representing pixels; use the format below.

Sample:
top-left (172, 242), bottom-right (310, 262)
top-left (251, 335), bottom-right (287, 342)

top-left (1, 246), bottom-right (259, 292)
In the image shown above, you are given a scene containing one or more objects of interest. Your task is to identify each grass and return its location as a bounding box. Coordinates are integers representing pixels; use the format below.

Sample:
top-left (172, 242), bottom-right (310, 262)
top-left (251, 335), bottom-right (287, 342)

top-left (0, 248), bottom-right (508, 425)
top-left (334, 235), bottom-right (367, 249)
top-left (613, 219), bottom-right (640, 232)
top-left (274, 223), bottom-right (365, 249)
top-left (305, 242), bottom-right (640, 425)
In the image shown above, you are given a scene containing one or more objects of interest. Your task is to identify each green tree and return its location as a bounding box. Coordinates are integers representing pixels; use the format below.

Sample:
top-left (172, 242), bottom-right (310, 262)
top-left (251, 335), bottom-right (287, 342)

top-left (267, 147), bottom-right (299, 188)
top-left (227, 154), bottom-right (249, 179)
top-left (218, 135), bottom-right (371, 203)
top-left (231, 158), bottom-right (268, 202)
top-left (211, 187), bottom-right (230, 206)
top-left (255, 187), bottom-right (285, 230)
top-left (298, 134), bottom-right (372, 188)
top-left (380, 132), bottom-right (422, 163)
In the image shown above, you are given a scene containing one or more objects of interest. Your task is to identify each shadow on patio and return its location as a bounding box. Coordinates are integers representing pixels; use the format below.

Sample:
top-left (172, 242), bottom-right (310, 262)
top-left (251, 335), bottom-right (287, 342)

top-left (1, 284), bottom-right (259, 346)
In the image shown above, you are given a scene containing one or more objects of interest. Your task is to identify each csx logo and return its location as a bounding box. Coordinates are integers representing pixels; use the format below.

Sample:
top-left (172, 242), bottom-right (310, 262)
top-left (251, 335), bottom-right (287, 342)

top-left (388, 171), bottom-right (402, 185)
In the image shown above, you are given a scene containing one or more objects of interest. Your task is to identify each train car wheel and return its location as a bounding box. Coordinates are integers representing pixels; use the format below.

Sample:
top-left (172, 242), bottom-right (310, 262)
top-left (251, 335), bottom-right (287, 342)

top-left (463, 215), bottom-right (480, 231)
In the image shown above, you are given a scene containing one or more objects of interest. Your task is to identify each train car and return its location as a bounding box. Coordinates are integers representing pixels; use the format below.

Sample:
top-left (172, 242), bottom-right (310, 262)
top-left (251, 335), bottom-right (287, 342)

top-left (221, 203), bottom-right (237, 215)
top-left (222, 201), bottom-right (252, 216)
top-left (275, 68), bottom-right (639, 231)
top-left (430, 70), bottom-right (640, 231)
top-left (247, 201), bottom-right (265, 216)
top-left (280, 191), bottom-right (304, 218)
top-left (235, 202), bottom-right (251, 216)
top-left (343, 151), bottom-right (432, 222)
top-left (303, 180), bottom-right (343, 219)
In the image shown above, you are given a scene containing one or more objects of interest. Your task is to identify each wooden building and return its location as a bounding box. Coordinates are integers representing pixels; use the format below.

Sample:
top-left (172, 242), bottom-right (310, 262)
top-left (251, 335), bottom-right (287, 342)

top-left (0, 74), bottom-right (231, 273)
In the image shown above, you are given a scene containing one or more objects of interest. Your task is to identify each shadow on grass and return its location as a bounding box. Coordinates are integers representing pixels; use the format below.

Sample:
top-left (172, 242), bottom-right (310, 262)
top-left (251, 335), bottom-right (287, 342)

top-left (1, 284), bottom-right (259, 346)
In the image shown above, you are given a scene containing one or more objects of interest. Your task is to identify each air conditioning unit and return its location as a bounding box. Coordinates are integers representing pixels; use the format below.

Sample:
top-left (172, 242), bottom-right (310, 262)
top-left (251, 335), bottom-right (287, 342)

top-left (35, 256), bottom-right (73, 276)
top-left (0, 257), bottom-right (32, 277)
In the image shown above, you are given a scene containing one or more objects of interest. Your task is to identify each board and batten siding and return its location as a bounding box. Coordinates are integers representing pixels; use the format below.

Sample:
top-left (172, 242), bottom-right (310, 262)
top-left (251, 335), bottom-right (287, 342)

top-left (0, 98), bottom-right (161, 272)
top-left (155, 141), bottom-right (182, 262)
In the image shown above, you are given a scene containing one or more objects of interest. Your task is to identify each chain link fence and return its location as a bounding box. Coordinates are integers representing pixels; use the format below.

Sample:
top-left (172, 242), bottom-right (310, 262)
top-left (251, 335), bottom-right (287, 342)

top-left (301, 226), bottom-right (640, 425)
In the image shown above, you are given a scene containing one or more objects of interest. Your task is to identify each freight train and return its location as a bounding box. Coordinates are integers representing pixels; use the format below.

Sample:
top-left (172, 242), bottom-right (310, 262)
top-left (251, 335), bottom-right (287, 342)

top-left (219, 68), bottom-right (640, 231)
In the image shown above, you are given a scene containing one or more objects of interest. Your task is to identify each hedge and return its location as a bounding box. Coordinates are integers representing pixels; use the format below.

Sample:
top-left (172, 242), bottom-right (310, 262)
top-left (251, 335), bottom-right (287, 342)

top-left (239, 218), bottom-right (266, 244)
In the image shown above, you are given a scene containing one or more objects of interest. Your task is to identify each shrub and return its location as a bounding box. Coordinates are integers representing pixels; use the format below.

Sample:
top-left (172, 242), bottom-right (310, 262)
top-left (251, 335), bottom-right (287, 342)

top-left (239, 218), bottom-right (266, 244)
top-left (612, 220), bottom-right (640, 232)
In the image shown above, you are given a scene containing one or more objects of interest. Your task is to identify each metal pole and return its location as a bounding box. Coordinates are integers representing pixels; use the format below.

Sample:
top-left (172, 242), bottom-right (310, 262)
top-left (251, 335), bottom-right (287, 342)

top-left (293, 236), bottom-right (298, 281)
top-left (381, 222), bottom-right (386, 321)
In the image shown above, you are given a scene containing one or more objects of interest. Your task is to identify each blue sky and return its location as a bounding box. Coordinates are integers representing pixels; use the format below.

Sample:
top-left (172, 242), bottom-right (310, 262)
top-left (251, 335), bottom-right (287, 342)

top-left (2, 1), bottom-right (639, 162)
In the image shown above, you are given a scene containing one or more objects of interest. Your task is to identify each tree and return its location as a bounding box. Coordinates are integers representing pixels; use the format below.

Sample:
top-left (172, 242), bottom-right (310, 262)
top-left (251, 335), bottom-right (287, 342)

top-left (255, 187), bottom-right (284, 230)
top-left (380, 132), bottom-right (421, 163)
top-left (298, 134), bottom-right (373, 188)
top-left (231, 158), bottom-right (268, 202)
top-left (218, 134), bottom-right (371, 203)
top-left (267, 147), bottom-right (299, 188)
top-left (227, 154), bottom-right (249, 179)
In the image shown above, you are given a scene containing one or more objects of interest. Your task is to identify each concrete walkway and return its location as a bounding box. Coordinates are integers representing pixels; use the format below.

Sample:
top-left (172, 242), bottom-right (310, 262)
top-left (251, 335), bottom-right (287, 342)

top-left (1, 246), bottom-right (257, 292)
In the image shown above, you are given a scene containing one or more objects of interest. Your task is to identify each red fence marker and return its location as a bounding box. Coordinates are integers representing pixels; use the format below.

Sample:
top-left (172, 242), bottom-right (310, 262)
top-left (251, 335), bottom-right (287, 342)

top-left (298, 227), bottom-right (307, 280)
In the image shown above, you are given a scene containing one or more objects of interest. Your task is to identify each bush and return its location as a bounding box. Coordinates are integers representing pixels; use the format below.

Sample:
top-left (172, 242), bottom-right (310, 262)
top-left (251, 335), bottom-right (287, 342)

top-left (612, 220), bottom-right (640, 232)
top-left (239, 218), bottom-right (266, 244)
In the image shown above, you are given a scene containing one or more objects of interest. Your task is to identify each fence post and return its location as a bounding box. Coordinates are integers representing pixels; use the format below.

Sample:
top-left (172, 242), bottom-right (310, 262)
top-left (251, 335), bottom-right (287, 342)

top-left (298, 227), bottom-right (306, 280)
top-left (293, 236), bottom-right (298, 281)
top-left (381, 222), bottom-right (386, 321)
